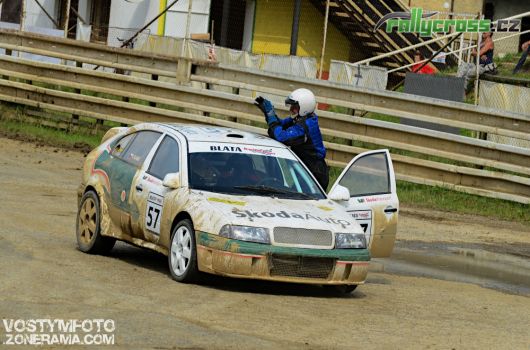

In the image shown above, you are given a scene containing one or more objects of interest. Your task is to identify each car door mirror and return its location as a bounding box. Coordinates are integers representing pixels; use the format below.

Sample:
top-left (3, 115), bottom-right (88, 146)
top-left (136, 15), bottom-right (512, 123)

top-left (163, 173), bottom-right (181, 189)
top-left (328, 184), bottom-right (350, 201)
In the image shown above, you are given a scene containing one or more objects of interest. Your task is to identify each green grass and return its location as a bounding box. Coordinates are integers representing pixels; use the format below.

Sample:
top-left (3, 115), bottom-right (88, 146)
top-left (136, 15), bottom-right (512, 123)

top-left (0, 115), bottom-right (103, 150)
top-left (396, 181), bottom-right (530, 222)
top-left (364, 112), bottom-right (401, 124)
top-left (439, 51), bottom-right (530, 80)
top-left (0, 118), bottom-right (103, 149)
top-left (494, 53), bottom-right (530, 79)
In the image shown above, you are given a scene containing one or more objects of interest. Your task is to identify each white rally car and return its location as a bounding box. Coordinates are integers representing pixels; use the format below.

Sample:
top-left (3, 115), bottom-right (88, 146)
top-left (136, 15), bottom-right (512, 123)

top-left (76, 123), bottom-right (398, 292)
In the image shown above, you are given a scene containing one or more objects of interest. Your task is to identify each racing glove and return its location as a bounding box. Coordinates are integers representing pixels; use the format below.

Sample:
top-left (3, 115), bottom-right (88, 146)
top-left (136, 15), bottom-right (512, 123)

top-left (254, 96), bottom-right (279, 126)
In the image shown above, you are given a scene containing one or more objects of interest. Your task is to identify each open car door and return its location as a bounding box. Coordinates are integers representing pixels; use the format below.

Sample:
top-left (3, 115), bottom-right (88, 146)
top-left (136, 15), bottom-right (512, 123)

top-left (328, 149), bottom-right (398, 258)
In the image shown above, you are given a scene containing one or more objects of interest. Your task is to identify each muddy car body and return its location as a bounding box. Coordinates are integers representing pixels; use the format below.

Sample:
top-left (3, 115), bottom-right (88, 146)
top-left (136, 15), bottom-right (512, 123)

top-left (77, 123), bottom-right (398, 291)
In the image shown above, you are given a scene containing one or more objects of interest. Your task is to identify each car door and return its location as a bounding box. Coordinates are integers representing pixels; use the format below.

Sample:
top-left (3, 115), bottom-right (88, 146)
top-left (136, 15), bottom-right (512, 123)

top-left (130, 134), bottom-right (182, 243)
top-left (328, 149), bottom-right (398, 258)
top-left (97, 130), bottom-right (162, 237)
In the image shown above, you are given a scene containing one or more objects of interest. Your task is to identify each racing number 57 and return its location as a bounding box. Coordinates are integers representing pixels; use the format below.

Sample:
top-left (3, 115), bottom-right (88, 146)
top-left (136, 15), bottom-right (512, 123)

top-left (145, 201), bottom-right (163, 234)
top-left (147, 206), bottom-right (160, 228)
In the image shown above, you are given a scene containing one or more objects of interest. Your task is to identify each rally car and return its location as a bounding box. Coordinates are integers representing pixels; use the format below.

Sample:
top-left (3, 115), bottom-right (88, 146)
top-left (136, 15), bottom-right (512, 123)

top-left (76, 123), bottom-right (398, 292)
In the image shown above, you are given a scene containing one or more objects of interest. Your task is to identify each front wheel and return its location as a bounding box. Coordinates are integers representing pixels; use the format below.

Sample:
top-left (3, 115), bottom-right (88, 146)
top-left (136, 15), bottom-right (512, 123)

top-left (168, 219), bottom-right (199, 283)
top-left (76, 191), bottom-right (115, 254)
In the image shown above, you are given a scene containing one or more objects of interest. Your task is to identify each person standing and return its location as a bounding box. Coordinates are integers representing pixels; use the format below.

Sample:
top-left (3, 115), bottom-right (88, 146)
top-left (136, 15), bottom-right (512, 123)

top-left (412, 50), bottom-right (438, 75)
top-left (254, 89), bottom-right (329, 190)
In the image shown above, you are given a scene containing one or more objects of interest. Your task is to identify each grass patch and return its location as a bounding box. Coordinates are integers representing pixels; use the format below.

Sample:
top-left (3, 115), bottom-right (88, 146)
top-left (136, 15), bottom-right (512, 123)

top-left (364, 112), bottom-right (401, 124)
top-left (0, 107), bottom-right (103, 151)
top-left (396, 181), bottom-right (530, 223)
top-left (494, 53), bottom-right (530, 79)
top-left (0, 118), bottom-right (102, 149)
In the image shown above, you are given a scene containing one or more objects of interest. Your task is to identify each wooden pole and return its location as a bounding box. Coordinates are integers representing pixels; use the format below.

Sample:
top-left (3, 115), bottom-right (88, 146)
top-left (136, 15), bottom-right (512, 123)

top-left (20, 0), bottom-right (26, 31)
top-left (63, 0), bottom-right (71, 38)
top-left (182, 0), bottom-right (193, 57)
top-left (474, 13), bottom-right (483, 106)
top-left (318, 0), bottom-right (330, 80)
top-left (70, 6), bottom-right (87, 25)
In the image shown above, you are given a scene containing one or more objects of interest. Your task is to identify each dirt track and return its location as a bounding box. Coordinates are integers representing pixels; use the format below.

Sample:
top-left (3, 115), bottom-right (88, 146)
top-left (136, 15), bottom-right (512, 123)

top-left (1, 137), bottom-right (529, 349)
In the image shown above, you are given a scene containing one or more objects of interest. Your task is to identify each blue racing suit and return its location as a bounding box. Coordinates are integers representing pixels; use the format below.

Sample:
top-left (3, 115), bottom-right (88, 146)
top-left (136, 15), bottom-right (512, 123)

top-left (268, 114), bottom-right (329, 190)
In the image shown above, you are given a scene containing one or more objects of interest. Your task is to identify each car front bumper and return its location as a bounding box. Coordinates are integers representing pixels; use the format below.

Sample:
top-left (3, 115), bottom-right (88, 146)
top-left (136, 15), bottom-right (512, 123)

top-left (196, 231), bottom-right (370, 285)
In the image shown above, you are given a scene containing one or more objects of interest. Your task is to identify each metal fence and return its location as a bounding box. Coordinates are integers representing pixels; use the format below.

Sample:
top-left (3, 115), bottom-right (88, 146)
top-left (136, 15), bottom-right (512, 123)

top-left (479, 80), bottom-right (530, 149)
top-left (0, 29), bottom-right (529, 205)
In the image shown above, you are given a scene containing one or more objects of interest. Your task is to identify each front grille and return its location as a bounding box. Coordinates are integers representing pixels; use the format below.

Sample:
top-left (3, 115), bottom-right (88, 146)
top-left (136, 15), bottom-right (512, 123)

top-left (270, 255), bottom-right (335, 279)
top-left (273, 227), bottom-right (332, 247)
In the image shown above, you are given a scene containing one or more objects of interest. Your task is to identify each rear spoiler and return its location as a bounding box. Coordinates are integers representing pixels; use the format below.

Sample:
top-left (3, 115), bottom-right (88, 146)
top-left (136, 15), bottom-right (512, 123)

top-left (101, 127), bottom-right (128, 144)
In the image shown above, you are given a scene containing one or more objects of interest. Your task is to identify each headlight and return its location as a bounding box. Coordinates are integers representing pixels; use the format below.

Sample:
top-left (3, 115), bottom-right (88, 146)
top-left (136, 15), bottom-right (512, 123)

top-left (335, 233), bottom-right (367, 249)
top-left (219, 225), bottom-right (270, 244)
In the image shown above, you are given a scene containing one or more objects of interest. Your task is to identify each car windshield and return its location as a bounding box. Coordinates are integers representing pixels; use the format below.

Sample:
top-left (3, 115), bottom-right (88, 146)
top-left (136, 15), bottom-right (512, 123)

top-left (188, 152), bottom-right (326, 200)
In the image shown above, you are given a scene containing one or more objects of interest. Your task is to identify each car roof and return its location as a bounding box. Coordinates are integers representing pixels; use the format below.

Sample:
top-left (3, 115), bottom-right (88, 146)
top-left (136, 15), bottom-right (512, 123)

top-left (150, 123), bottom-right (288, 148)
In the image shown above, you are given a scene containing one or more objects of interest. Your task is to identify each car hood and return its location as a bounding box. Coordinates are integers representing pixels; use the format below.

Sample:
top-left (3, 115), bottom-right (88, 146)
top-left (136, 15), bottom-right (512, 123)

top-left (192, 191), bottom-right (362, 234)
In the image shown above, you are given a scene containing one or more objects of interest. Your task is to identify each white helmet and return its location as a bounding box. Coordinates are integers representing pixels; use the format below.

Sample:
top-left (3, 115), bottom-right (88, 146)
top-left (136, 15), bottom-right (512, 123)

top-left (285, 88), bottom-right (316, 117)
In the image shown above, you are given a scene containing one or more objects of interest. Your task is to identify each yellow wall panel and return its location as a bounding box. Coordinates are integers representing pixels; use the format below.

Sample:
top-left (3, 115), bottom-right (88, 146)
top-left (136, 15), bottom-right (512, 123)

top-left (407, 0), bottom-right (483, 15)
top-left (453, 0), bottom-right (483, 16)
top-left (408, 0), bottom-right (446, 13)
top-left (252, 0), bottom-right (352, 71)
top-left (252, 0), bottom-right (295, 55)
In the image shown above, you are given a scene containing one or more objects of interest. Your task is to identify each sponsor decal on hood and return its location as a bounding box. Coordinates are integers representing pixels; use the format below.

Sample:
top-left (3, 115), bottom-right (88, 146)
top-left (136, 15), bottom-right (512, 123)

top-left (232, 209), bottom-right (352, 227)
top-left (208, 197), bottom-right (246, 206)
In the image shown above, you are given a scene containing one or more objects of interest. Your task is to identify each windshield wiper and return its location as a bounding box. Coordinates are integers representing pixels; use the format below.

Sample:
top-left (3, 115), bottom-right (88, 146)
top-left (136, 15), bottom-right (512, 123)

top-left (233, 185), bottom-right (314, 199)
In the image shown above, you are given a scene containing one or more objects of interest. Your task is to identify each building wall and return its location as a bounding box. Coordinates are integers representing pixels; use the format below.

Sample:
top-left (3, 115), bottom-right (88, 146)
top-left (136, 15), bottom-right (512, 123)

top-left (25, 0), bottom-right (59, 29)
top-left (163, 0), bottom-right (210, 38)
top-left (252, 0), bottom-right (352, 71)
top-left (486, 0), bottom-right (528, 54)
top-left (452, 0), bottom-right (484, 16)
top-left (78, 0), bottom-right (91, 23)
top-left (108, 0), bottom-right (160, 35)
top-left (407, 0), bottom-right (484, 15)
top-left (487, 0), bottom-right (528, 19)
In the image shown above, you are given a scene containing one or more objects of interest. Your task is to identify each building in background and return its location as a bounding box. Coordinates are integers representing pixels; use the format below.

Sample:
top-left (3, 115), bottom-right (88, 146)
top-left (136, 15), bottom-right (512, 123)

top-left (0, 0), bottom-right (527, 70)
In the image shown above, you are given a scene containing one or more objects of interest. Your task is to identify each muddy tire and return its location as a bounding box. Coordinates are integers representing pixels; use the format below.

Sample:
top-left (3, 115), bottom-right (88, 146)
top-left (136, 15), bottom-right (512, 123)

top-left (76, 191), bottom-right (115, 254)
top-left (168, 219), bottom-right (199, 283)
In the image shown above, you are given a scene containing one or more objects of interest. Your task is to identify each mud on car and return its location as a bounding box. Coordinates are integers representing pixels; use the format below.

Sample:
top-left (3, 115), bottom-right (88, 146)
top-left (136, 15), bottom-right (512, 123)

top-left (76, 123), bottom-right (398, 293)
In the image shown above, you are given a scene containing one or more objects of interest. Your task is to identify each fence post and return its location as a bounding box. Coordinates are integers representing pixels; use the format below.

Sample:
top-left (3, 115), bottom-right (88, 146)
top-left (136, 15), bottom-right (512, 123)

top-left (150, 74), bottom-right (159, 107)
top-left (71, 61), bottom-right (83, 127)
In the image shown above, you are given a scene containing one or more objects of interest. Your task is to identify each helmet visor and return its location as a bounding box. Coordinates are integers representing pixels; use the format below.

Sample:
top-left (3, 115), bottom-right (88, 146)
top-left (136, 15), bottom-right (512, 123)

top-left (285, 97), bottom-right (298, 107)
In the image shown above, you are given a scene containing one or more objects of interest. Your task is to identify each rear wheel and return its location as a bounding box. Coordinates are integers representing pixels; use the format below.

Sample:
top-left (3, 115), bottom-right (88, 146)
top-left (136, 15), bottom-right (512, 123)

top-left (76, 191), bottom-right (115, 254)
top-left (168, 219), bottom-right (199, 282)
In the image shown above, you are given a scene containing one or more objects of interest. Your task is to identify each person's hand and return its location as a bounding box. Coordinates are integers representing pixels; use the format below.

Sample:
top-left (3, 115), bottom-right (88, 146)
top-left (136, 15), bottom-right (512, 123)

top-left (523, 41), bottom-right (530, 51)
top-left (254, 96), bottom-right (274, 114)
top-left (254, 96), bottom-right (279, 126)
top-left (481, 54), bottom-right (487, 61)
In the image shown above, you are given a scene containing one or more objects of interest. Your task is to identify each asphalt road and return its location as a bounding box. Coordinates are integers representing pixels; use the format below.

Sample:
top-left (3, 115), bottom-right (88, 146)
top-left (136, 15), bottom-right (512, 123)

top-left (1, 137), bottom-right (529, 349)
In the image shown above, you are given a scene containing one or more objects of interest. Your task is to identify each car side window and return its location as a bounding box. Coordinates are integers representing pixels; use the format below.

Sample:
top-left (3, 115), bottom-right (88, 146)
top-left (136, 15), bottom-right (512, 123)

top-left (338, 153), bottom-right (390, 196)
top-left (118, 131), bottom-right (162, 167)
top-left (111, 133), bottom-right (135, 157)
top-left (148, 136), bottom-right (180, 179)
